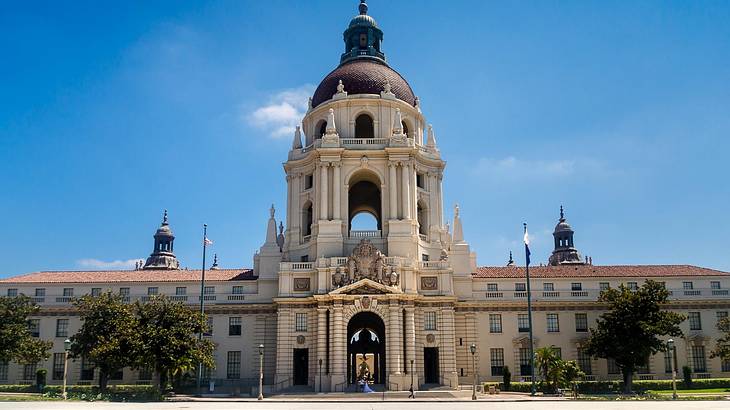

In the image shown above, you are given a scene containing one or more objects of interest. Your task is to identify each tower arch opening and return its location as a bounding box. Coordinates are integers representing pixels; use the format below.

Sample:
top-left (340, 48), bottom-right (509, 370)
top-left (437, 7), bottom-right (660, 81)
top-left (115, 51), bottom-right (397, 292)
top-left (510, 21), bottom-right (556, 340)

top-left (348, 170), bottom-right (382, 233)
top-left (355, 114), bottom-right (374, 138)
top-left (302, 201), bottom-right (313, 237)
top-left (417, 199), bottom-right (428, 236)
top-left (347, 311), bottom-right (386, 385)
top-left (316, 120), bottom-right (327, 140)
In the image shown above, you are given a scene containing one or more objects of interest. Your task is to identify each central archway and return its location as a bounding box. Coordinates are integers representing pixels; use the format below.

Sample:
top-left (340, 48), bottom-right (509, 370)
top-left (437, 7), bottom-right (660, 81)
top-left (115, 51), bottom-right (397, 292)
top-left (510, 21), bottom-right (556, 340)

top-left (348, 170), bottom-right (382, 232)
top-left (347, 311), bottom-right (386, 385)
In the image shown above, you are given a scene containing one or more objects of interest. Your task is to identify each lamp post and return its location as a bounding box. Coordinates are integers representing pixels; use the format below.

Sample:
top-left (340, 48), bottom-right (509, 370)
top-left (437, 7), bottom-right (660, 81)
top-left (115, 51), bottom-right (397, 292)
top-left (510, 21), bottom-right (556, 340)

top-left (258, 344), bottom-right (264, 400)
top-left (410, 359), bottom-right (414, 392)
top-left (319, 358), bottom-right (323, 393)
top-left (470, 343), bottom-right (477, 400)
top-left (668, 339), bottom-right (678, 400)
top-left (62, 339), bottom-right (71, 400)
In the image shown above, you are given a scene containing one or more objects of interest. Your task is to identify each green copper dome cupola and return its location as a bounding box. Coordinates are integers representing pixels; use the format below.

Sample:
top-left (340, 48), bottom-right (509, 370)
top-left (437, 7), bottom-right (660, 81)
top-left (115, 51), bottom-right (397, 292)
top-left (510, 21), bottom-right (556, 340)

top-left (341, 1), bottom-right (385, 64)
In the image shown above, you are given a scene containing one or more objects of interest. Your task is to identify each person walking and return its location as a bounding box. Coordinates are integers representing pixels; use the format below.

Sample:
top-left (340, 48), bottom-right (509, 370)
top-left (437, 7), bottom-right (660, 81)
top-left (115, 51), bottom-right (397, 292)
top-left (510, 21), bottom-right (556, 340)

top-left (408, 385), bottom-right (415, 399)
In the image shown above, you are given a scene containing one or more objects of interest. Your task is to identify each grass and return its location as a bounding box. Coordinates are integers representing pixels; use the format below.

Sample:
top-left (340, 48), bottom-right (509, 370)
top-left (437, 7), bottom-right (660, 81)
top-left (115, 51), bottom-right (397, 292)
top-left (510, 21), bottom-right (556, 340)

top-left (648, 388), bottom-right (730, 394)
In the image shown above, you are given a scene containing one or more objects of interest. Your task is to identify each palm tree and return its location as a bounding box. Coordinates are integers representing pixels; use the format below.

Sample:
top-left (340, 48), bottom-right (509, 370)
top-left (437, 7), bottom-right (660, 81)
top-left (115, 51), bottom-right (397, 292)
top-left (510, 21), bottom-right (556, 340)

top-left (534, 346), bottom-right (562, 393)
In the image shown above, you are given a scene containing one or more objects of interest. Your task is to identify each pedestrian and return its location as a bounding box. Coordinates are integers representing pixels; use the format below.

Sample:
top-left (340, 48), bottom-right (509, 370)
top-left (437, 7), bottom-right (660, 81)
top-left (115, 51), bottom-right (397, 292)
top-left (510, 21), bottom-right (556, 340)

top-left (408, 385), bottom-right (415, 399)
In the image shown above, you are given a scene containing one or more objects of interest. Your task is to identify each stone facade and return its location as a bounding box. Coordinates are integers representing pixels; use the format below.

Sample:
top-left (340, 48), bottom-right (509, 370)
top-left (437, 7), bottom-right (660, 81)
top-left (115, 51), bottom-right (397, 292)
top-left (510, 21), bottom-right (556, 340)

top-left (1, 1), bottom-right (729, 394)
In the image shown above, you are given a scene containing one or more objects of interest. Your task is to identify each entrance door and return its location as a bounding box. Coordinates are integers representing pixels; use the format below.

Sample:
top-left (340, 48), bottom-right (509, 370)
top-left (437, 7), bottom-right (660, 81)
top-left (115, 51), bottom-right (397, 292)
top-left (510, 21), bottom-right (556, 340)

top-left (293, 348), bottom-right (309, 385)
top-left (423, 347), bottom-right (439, 384)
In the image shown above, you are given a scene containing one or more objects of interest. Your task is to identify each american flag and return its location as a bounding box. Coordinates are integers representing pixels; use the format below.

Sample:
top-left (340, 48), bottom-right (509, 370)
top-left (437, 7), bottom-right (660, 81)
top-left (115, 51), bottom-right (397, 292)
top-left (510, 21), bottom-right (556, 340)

top-left (204, 238), bottom-right (213, 246)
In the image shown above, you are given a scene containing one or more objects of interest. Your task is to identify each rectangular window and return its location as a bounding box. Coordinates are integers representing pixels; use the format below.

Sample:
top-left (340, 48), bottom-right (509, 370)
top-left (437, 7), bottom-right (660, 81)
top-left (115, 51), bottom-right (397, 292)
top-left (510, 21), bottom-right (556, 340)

top-left (607, 358), bottom-right (620, 374)
top-left (689, 312), bottom-right (702, 330)
top-left (91, 288), bottom-right (101, 297)
top-left (546, 313), bottom-right (559, 332)
top-left (515, 283), bottom-right (526, 292)
top-left (63, 288), bottom-right (73, 297)
top-left (718, 311), bottom-right (729, 323)
top-left (575, 313), bottom-right (588, 332)
top-left (80, 357), bottom-right (94, 380)
top-left (147, 287), bottom-right (158, 296)
top-left (232, 285), bottom-right (244, 295)
top-left (0, 361), bottom-right (7, 381)
top-left (722, 360), bottom-right (730, 372)
top-left (119, 287), bottom-right (130, 296)
top-left (664, 349), bottom-right (673, 374)
top-left (490, 348), bottom-right (504, 376)
top-left (7, 289), bottom-right (18, 297)
top-left (204, 286), bottom-right (215, 295)
top-left (296, 313), bottom-right (308, 332)
top-left (416, 173), bottom-right (425, 189)
top-left (23, 364), bottom-right (37, 381)
top-left (35, 288), bottom-right (45, 297)
top-left (543, 283), bottom-right (554, 291)
top-left (571, 282), bottom-right (582, 291)
top-left (627, 282), bottom-right (638, 291)
top-left (599, 282), bottom-right (610, 291)
top-left (53, 353), bottom-right (65, 380)
top-left (424, 311), bottom-right (437, 330)
top-left (519, 348), bottom-right (532, 376)
top-left (227, 351), bottom-right (241, 379)
top-left (486, 283), bottom-right (498, 292)
top-left (577, 348), bottom-right (592, 375)
top-left (56, 318), bottom-right (69, 337)
top-left (518, 314), bottom-right (530, 332)
top-left (421, 254), bottom-right (429, 262)
top-left (229, 317), bottom-right (242, 336)
top-left (28, 319), bottom-right (40, 338)
top-left (692, 345), bottom-right (706, 372)
top-left (489, 314), bottom-right (502, 333)
top-left (175, 287), bottom-right (187, 296)
top-left (204, 316), bottom-right (214, 337)
top-left (711, 281), bottom-right (721, 290)
top-left (683, 281), bottom-right (693, 290)
top-left (304, 174), bottom-right (313, 190)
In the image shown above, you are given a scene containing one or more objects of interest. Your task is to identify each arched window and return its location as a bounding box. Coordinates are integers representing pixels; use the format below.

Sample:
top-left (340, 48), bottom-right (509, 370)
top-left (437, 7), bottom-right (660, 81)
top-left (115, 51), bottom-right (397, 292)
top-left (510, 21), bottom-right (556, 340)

top-left (402, 121), bottom-right (409, 137)
top-left (417, 201), bottom-right (428, 236)
top-left (355, 114), bottom-right (374, 138)
top-left (317, 121), bottom-right (327, 139)
top-left (302, 202), bottom-right (313, 237)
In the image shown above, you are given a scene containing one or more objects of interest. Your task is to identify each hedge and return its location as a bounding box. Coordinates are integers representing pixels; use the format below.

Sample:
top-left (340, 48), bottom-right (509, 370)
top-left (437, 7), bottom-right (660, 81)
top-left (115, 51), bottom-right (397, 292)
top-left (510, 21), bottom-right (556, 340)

top-left (0, 385), bottom-right (163, 401)
top-left (488, 378), bottom-right (730, 394)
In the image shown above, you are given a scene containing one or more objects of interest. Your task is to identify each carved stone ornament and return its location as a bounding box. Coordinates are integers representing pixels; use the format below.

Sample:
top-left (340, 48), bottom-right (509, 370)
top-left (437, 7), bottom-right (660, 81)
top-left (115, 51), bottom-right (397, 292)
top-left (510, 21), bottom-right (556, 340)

top-left (421, 276), bottom-right (438, 290)
top-left (293, 278), bottom-right (311, 292)
top-left (426, 334), bottom-right (436, 344)
top-left (347, 239), bottom-right (391, 285)
top-left (297, 335), bottom-right (306, 345)
top-left (361, 296), bottom-right (371, 309)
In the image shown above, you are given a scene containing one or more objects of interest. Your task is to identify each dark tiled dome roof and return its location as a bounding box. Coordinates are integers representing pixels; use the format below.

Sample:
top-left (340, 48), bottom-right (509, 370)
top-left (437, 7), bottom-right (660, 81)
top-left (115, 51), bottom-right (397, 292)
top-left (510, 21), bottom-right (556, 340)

top-left (312, 59), bottom-right (416, 108)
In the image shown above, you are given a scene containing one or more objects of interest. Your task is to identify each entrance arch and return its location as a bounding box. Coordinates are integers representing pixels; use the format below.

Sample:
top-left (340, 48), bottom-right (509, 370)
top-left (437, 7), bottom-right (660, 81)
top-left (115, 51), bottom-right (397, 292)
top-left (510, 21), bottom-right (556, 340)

top-left (347, 311), bottom-right (386, 385)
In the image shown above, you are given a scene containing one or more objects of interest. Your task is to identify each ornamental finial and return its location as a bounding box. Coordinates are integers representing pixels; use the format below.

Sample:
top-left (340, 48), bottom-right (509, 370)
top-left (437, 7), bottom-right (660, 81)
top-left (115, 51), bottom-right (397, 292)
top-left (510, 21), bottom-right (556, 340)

top-left (359, 0), bottom-right (368, 15)
top-left (560, 205), bottom-right (565, 221)
top-left (162, 209), bottom-right (168, 225)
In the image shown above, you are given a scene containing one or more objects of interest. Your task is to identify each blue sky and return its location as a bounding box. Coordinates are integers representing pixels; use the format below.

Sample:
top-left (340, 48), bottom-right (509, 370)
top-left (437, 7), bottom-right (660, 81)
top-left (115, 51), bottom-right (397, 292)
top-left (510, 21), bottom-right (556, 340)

top-left (1, 0), bottom-right (729, 277)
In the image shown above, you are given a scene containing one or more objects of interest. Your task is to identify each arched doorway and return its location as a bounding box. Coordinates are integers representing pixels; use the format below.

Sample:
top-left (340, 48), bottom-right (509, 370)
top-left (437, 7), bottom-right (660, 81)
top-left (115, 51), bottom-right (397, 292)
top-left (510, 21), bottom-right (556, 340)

top-left (348, 170), bottom-right (382, 232)
top-left (347, 311), bottom-right (386, 385)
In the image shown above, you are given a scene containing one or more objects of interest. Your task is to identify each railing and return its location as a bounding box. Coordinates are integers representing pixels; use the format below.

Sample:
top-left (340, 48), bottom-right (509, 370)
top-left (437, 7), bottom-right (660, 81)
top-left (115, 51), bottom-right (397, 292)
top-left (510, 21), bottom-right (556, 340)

top-left (485, 292), bottom-right (504, 299)
top-left (273, 377), bottom-right (294, 392)
top-left (684, 290), bottom-right (701, 296)
top-left (514, 291), bottom-right (528, 298)
top-left (349, 230), bottom-right (381, 238)
top-left (571, 291), bottom-right (589, 297)
top-left (31, 297), bottom-right (45, 303)
top-left (695, 373), bottom-right (712, 379)
top-left (341, 138), bottom-right (388, 146)
top-left (334, 257), bottom-right (348, 266)
top-left (638, 374), bottom-right (655, 380)
top-left (419, 234), bottom-right (428, 241)
top-left (302, 235), bottom-right (311, 243)
top-left (476, 287), bottom-right (729, 302)
top-left (712, 289), bottom-right (728, 296)
top-left (542, 291), bottom-right (560, 298)
top-left (199, 295), bottom-right (216, 301)
top-left (55, 296), bottom-right (73, 303)
top-left (419, 261), bottom-right (448, 269)
top-left (169, 295), bottom-right (188, 302)
top-left (582, 375), bottom-right (596, 381)
top-left (227, 295), bottom-right (246, 301)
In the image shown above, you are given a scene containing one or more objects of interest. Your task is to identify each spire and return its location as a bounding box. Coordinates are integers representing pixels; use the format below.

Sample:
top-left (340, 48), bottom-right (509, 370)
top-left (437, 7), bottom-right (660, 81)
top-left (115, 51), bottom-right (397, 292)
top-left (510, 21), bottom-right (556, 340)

top-left (453, 204), bottom-right (464, 243)
top-left (265, 204), bottom-right (278, 245)
top-left (292, 125), bottom-right (302, 149)
top-left (341, 0), bottom-right (385, 64)
top-left (392, 108), bottom-right (404, 135)
top-left (549, 204), bottom-right (583, 266)
top-left (426, 124), bottom-right (437, 148)
top-left (325, 108), bottom-right (337, 135)
top-left (560, 205), bottom-right (565, 222)
top-left (276, 221), bottom-right (285, 251)
top-left (210, 254), bottom-right (219, 270)
top-left (359, 0), bottom-right (368, 15)
top-left (142, 210), bottom-right (180, 270)
top-left (507, 251), bottom-right (515, 267)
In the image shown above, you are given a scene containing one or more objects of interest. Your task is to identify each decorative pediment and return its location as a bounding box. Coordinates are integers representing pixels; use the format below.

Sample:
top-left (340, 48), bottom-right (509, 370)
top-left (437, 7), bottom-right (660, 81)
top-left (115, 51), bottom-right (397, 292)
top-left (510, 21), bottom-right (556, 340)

top-left (329, 278), bottom-right (402, 295)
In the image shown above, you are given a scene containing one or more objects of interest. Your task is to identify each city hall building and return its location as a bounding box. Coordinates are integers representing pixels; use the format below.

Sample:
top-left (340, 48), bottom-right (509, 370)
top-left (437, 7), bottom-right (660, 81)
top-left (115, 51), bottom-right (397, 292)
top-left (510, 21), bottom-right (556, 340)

top-left (2, 1), bottom-right (729, 393)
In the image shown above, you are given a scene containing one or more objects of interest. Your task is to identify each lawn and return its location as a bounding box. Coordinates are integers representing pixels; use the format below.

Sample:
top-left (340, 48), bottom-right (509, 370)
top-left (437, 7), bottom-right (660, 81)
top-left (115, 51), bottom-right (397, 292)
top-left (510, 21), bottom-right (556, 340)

top-left (648, 388), bottom-right (730, 394)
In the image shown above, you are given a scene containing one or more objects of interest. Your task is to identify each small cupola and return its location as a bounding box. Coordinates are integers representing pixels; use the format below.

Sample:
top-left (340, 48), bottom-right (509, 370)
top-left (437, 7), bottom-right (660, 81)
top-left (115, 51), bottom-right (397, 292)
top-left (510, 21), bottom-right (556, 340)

top-left (143, 210), bottom-right (181, 270)
top-left (341, 1), bottom-right (385, 64)
top-left (548, 205), bottom-right (584, 266)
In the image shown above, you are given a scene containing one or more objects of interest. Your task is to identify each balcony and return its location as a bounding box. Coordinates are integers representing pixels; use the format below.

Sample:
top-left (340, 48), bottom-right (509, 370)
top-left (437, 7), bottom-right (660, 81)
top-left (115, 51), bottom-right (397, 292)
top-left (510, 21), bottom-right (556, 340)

top-left (485, 292), bottom-right (504, 299)
top-left (340, 138), bottom-right (388, 149)
top-left (419, 261), bottom-right (448, 270)
top-left (280, 262), bottom-right (314, 271)
top-left (349, 230), bottom-right (381, 239)
top-left (475, 288), bottom-right (727, 302)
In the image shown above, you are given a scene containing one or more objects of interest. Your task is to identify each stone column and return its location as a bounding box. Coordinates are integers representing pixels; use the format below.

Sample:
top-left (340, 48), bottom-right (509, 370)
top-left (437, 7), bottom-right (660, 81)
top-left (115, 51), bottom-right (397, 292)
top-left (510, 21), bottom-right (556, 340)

top-left (389, 162), bottom-right (398, 219)
top-left (405, 306), bottom-right (416, 377)
top-left (401, 162), bottom-right (411, 220)
top-left (388, 303), bottom-right (403, 374)
top-left (411, 163), bottom-right (418, 219)
top-left (428, 173), bottom-right (437, 229)
top-left (331, 302), bottom-right (346, 386)
top-left (317, 307), bottom-right (327, 392)
top-left (333, 163), bottom-right (341, 220)
top-left (292, 174), bottom-right (300, 230)
top-left (437, 173), bottom-right (444, 227)
top-left (275, 307), bottom-right (293, 386)
top-left (320, 163), bottom-right (329, 220)
top-left (440, 307), bottom-right (459, 388)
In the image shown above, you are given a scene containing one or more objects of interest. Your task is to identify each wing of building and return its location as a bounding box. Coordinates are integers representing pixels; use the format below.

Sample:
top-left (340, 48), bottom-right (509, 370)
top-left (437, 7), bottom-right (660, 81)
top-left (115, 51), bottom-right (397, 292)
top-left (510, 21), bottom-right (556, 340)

top-left (2, 1), bottom-right (729, 393)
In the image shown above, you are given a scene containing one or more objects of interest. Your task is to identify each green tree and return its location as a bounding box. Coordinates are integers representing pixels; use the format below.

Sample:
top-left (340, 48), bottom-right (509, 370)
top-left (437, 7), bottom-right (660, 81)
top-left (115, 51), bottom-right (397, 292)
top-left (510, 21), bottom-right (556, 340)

top-left (584, 280), bottom-right (685, 393)
top-left (0, 296), bottom-right (51, 365)
top-left (134, 296), bottom-right (214, 392)
top-left (710, 316), bottom-right (730, 364)
top-left (70, 292), bottom-right (139, 391)
top-left (559, 360), bottom-right (584, 397)
top-left (534, 346), bottom-right (562, 393)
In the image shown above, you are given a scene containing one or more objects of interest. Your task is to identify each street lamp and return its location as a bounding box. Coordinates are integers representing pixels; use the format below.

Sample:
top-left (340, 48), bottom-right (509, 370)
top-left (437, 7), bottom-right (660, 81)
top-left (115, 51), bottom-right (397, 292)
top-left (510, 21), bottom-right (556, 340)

top-left (318, 358), bottom-right (323, 393)
top-left (62, 339), bottom-right (71, 400)
top-left (470, 343), bottom-right (477, 400)
top-left (410, 359), bottom-right (415, 392)
top-left (668, 339), bottom-right (678, 400)
top-left (258, 344), bottom-right (264, 400)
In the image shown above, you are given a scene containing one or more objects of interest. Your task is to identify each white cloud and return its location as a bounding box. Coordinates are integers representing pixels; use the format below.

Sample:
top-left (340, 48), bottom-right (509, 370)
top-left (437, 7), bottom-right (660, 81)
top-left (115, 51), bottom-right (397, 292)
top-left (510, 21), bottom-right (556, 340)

top-left (77, 258), bottom-right (140, 270)
top-left (473, 156), bottom-right (608, 181)
top-left (247, 85), bottom-right (315, 139)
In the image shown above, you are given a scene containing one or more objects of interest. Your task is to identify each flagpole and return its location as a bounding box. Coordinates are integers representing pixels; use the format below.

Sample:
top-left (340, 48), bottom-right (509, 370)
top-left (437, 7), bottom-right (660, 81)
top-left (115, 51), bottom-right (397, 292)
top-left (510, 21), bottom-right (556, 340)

top-left (197, 224), bottom-right (208, 395)
top-left (524, 223), bottom-right (536, 396)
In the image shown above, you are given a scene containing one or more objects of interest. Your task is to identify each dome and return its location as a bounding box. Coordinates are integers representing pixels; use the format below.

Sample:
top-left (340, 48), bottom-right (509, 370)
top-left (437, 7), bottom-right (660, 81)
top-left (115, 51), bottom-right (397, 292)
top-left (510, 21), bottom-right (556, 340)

top-left (554, 220), bottom-right (573, 233)
top-left (312, 59), bottom-right (416, 108)
top-left (349, 14), bottom-right (377, 28)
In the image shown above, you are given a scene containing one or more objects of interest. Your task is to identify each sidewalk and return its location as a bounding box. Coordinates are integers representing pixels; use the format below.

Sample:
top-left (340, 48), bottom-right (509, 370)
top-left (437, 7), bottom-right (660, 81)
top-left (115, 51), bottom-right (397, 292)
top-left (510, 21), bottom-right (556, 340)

top-left (169, 390), bottom-right (567, 402)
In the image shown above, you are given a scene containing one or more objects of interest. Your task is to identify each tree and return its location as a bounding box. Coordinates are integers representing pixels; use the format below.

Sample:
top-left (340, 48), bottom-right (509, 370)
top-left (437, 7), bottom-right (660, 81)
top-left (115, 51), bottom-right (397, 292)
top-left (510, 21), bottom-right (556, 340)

top-left (70, 292), bottom-right (139, 391)
top-left (0, 296), bottom-right (51, 365)
top-left (584, 280), bottom-right (685, 393)
top-left (534, 346), bottom-right (562, 393)
top-left (559, 360), bottom-right (584, 397)
top-left (710, 316), bottom-right (730, 364)
top-left (134, 296), bottom-right (214, 392)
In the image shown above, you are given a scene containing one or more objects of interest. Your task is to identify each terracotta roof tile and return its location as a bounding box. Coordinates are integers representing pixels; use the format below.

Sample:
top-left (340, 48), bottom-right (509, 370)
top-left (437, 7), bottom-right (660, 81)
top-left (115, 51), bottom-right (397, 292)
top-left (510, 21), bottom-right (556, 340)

top-left (0, 269), bottom-right (256, 284)
top-left (473, 265), bottom-right (730, 279)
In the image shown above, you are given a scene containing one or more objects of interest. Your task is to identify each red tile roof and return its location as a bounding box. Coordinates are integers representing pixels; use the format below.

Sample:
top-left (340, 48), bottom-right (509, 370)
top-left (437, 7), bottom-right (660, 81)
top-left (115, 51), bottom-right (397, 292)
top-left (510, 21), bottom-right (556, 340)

top-left (473, 265), bottom-right (730, 279)
top-left (0, 269), bottom-right (256, 284)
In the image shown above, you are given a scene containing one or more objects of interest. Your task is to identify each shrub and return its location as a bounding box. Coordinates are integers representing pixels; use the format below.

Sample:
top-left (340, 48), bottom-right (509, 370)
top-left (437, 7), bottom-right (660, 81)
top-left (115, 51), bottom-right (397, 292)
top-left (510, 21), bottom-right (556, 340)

top-left (682, 366), bottom-right (692, 388)
top-left (486, 378), bottom-right (730, 394)
top-left (0, 385), bottom-right (163, 402)
top-left (502, 366), bottom-right (511, 391)
top-left (35, 369), bottom-right (47, 391)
